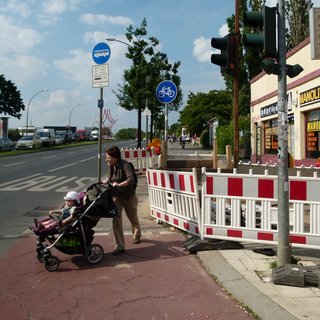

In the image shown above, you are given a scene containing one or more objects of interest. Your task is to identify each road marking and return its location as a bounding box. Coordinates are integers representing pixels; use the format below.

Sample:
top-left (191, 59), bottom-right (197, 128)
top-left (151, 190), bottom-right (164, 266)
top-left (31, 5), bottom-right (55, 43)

top-left (2, 161), bottom-right (26, 168)
top-left (79, 156), bottom-right (96, 163)
top-left (0, 174), bottom-right (42, 188)
top-left (47, 162), bottom-right (78, 172)
top-left (42, 155), bottom-right (56, 159)
top-left (0, 174), bottom-right (97, 192)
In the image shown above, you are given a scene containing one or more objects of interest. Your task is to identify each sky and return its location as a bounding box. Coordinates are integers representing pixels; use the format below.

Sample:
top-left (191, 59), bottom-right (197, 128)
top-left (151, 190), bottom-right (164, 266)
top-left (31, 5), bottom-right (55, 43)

top-left (1, 0), bottom-right (319, 133)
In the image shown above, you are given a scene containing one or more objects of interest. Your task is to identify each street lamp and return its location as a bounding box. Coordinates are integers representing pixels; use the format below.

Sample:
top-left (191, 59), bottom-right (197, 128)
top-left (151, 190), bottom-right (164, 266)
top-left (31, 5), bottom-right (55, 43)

top-left (106, 38), bottom-right (132, 48)
top-left (25, 89), bottom-right (49, 136)
top-left (106, 37), bottom-right (145, 148)
top-left (143, 106), bottom-right (151, 146)
top-left (68, 103), bottom-right (84, 133)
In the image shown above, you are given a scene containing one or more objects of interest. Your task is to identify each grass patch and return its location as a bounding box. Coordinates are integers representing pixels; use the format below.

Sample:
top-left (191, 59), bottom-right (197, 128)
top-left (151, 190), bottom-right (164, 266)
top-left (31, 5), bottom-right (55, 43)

top-left (270, 255), bottom-right (301, 269)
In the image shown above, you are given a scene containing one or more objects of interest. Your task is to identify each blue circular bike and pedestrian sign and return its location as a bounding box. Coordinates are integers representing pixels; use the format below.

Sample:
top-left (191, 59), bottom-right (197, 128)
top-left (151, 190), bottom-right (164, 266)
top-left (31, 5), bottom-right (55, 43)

top-left (92, 42), bottom-right (111, 65)
top-left (156, 80), bottom-right (177, 104)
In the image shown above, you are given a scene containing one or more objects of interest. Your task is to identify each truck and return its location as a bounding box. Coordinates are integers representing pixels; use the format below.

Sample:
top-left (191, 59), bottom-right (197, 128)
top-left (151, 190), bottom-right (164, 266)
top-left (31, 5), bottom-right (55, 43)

top-left (75, 129), bottom-right (90, 142)
top-left (36, 128), bottom-right (56, 146)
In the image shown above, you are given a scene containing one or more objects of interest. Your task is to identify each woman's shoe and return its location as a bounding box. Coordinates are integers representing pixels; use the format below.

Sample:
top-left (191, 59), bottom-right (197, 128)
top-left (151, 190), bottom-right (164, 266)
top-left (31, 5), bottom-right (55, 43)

top-left (133, 239), bottom-right (141, 244)
top-left (112, 247), bottom-right (125, 256)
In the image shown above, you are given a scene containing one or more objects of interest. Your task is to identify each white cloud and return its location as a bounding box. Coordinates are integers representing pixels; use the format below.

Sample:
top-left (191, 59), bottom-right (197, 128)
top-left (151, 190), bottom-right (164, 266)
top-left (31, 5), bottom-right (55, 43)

top-left (41, 0), bottom-right (67, 15)
top-left (0, 0), bottom-right (33, 18)
top-left (193, 36), bottom-right (211, 63)
top-left (0, 55), bottom-right (48, 87)
top-left (219, 23), bottom-right (229, 37)
top-left (80, 13), bottom-right (133, 26)
top-left (83, 31), bottom-right (109, 44)
top-left (0, 15), bottom-right (42, 54)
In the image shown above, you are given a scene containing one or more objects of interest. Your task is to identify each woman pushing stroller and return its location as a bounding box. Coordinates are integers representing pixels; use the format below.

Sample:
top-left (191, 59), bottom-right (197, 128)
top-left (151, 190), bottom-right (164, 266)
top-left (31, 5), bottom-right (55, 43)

top-left (32, 191), bottom-right (81, 234)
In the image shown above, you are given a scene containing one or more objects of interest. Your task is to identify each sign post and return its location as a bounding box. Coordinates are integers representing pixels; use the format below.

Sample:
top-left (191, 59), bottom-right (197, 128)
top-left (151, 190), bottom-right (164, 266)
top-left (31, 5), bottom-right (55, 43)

top-left (156, 80), bottom-right (177, 169)
top-left (92, 42), bottom-right (111, 182)
top-left (156, 80), bottom-right (177, 141)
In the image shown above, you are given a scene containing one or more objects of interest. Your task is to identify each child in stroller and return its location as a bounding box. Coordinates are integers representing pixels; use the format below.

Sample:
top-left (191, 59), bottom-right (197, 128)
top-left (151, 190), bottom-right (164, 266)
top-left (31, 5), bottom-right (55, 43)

top-left (32, 191), bottom-right (81, 234)
top-left (30, 183), bottom-right (119, 271)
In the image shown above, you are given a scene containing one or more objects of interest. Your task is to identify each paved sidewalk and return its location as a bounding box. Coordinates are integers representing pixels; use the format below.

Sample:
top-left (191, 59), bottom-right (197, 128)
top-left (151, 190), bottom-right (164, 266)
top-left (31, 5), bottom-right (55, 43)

top-left (167, 142), bottom-right (320, 319)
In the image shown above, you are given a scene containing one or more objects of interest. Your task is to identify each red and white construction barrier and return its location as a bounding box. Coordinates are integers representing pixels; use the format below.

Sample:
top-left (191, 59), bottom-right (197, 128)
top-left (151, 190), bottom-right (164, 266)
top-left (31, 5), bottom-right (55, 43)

top-left (121, 148), bottom-right (159, 174)
top-left (147, 167), bottom-right (320, 249)
top-left (147, 168), bottom-right (201, 236)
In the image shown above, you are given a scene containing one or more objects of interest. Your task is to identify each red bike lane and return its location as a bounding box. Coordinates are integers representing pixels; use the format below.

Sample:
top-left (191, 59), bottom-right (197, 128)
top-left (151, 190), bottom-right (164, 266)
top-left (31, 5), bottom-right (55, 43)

top-left (0, 230), bottom-right (253, 320)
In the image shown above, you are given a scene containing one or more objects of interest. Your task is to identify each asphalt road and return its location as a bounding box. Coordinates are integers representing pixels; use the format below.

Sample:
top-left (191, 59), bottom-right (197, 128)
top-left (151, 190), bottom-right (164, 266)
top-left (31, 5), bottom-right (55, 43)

top-left (0, 140), bottom-right (137, 256)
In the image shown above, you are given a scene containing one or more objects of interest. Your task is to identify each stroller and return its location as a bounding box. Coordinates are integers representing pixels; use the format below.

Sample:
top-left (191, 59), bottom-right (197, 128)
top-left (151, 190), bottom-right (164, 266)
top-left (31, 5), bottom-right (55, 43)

top-left (30, 183), bottom-right (119, 271)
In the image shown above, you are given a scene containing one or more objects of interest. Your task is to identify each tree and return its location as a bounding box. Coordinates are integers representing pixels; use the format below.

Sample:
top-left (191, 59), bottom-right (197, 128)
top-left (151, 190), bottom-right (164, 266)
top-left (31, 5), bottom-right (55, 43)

top-left (0, 74), bottom-right (25, 118)
top-left (179, 90), bottom-right (233, 137)
top-left (114, 128), bottom-right (137, 140)
top-left (115, 18), bottom-right (182, 148)
top-left (285, 0), bottom-right (313, 50)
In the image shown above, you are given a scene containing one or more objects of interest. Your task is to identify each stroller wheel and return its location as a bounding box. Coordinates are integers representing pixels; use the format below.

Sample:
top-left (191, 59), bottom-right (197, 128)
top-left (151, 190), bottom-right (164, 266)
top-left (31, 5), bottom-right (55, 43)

top-left (37, 253), bottom-right (45, 263)
top-left (87, 244), bottom-right (104, 264)
top-left (45, 256), bottom-right (60, 272)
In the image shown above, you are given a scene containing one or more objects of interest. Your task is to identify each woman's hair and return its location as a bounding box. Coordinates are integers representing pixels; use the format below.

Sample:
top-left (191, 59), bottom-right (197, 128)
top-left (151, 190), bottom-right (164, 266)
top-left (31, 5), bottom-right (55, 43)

top-left (106, 145), bottom-right (121, 159)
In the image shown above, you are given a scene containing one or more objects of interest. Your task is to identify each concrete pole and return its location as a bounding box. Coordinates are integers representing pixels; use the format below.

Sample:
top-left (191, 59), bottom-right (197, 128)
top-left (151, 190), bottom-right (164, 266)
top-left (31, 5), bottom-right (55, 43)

top-left (213, 140), bottom-right (218, 169)
top-left (277, 0), bottom-right (291, 266)
top-left (233, 0), bottom-right (240, 168)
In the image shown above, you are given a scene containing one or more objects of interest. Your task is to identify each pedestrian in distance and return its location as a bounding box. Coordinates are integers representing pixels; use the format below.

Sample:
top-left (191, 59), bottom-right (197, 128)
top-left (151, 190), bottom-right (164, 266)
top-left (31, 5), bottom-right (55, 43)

top-left (102, 146), bottom-right (141, 255)
top-left (181, 133), bottom-right (186, 149)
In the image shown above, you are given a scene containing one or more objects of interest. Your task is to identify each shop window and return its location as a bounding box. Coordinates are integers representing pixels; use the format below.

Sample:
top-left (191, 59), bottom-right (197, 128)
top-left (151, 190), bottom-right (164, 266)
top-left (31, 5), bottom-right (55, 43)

top-left (264, 120), bottom-right (278, 154)
top-left (306, 120), bottom-right (320, 158)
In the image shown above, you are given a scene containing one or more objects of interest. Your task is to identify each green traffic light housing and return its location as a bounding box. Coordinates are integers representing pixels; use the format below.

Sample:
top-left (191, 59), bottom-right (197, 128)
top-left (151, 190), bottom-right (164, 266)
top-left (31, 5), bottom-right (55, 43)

top-left (211, 34), bottom-right (235, 76)
top-left (262, 60), bottom-right (304, 78)
top-left (262, 59), bottom-right (280, 75)
top-left (243, 6), bottom-right (277, 58)
top-left (287, 64), bottom-right (304, 78)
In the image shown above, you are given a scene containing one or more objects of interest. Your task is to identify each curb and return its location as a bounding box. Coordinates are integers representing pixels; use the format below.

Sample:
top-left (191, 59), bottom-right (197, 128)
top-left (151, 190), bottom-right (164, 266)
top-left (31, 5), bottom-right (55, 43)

top-left (197, 250), bottom-right (297, 320)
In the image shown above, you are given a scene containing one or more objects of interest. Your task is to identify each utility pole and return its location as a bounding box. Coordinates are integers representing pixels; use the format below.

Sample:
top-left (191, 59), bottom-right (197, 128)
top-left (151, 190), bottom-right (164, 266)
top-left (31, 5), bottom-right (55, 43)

top-left (233, 0), bottom-right (240, 168)
top-left (277, 0), bottom-right (291, 266)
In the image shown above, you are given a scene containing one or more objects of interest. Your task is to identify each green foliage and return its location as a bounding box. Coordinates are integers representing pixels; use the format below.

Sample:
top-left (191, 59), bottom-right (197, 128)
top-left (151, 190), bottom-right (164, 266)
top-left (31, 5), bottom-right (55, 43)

top-left (8, 129), bottom-right (21, 141)
top-left (114, 128), bottom-right (137, 140)
top-left (270, 256), bottom-right (301, 269)
top-left (285, 0), bottom-right (312, 50)
top-left (114, 18), bottom-right (182, 146)
top-left (179, 90), bottom-right (233, 136)
top-left (216, 124), bottom-right (234, 153)
top-left (200, 130), bottom-right (210, 149)
top-left (0, 74), bottom-right (25, 118)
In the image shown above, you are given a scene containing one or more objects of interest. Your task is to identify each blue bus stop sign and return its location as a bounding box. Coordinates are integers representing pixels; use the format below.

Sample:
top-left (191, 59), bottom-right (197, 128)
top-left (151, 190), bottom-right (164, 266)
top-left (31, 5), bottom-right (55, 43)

top-left (156, 80), bottom-right (177, 104)
top-left (92, 42), bottom-right (111, 65)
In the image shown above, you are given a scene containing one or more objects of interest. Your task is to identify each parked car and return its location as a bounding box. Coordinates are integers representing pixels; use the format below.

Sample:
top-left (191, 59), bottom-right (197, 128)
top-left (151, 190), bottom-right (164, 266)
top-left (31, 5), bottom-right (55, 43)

top-left (55, 134), bottom-right (64, 145)
top-left (0, 137), bottom-right (14, 151)
top-left (16, 134), bottom-right (42, 150)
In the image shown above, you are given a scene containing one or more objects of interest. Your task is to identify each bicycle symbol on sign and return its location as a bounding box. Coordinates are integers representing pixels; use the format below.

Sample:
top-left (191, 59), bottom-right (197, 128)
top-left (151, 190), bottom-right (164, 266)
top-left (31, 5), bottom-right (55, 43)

top-left (158, 86), bottom-right (176, 98)
top-left (156, 80), bottom-right (177, 104)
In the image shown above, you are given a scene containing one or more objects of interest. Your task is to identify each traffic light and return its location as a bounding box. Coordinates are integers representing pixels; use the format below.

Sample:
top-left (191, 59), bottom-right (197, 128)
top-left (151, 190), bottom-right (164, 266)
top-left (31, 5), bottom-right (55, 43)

top-left (211, 34), bottom-right (235, 76)
top-left (286, 64), bottom-right (304, 78)
top-left (262, 60), bottom-right (304, 78)
top-left (243, 6), bottom-right (277, 58)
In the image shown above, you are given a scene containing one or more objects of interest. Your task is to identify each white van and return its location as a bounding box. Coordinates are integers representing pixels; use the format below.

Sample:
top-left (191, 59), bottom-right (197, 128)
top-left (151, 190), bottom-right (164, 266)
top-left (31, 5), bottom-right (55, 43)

top-left (90, 130), bottom-right (99, 141)
top-left (36, 129), bottom-right (56, 146)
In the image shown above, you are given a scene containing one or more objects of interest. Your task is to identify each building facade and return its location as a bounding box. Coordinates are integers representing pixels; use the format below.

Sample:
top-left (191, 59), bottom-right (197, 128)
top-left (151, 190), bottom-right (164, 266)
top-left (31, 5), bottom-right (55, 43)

top-left (250, 38), bottom-right (320, 166)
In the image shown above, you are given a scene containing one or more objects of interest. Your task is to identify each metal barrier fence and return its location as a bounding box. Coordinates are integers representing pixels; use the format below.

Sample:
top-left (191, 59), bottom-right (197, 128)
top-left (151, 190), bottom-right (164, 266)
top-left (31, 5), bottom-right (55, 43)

top-left (147, 167), bottom-right (320, 250)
